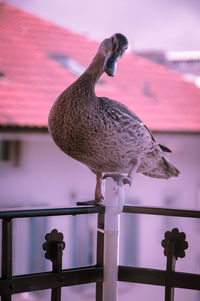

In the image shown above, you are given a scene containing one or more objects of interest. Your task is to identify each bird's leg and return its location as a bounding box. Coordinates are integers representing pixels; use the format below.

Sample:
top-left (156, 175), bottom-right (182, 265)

top-left (76, 172), bottom-right (104, 206)
top-left (103, 159), bottom-right (140, 186)
top-left (123, 158), bottom-right (140, 185)
top-left (94, 172), bottom-right (104, 202)
top-left (77, 159), bottom-right (140, 206)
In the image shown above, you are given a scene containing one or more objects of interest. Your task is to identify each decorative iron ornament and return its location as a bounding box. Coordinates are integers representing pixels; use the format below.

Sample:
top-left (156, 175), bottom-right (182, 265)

top-left (43, 229), bottom-right (65, 261)
top-left (161, 228), bottom-right (188, 259)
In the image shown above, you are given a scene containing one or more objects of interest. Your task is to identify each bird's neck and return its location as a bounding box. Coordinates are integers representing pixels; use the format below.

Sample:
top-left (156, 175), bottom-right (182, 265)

top-left (86, 52), bottom-right (105, 80)
top-left (70, 53), bottom-right (105, 99)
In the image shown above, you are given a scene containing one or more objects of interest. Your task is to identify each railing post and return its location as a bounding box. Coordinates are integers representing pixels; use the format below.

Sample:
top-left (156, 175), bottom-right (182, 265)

top-left (162, 228), bottom-right (188, 301)
top-left (96, 209), bottom-right (105, 301)
top-left (103, 176), bottom-right (124, 301)
top-left (43, 229), bottom-right (65, 301)
top-left (1, 218), bottom-right (13, 301)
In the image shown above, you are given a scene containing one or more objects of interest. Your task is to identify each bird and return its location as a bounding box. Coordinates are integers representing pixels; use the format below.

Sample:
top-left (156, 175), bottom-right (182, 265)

top-left (48, 33), bottom-right (180, 205)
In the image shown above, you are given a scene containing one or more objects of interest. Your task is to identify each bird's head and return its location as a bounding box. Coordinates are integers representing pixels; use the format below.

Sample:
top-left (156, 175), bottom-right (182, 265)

top-left (98, 33), bottom-right (128, 77)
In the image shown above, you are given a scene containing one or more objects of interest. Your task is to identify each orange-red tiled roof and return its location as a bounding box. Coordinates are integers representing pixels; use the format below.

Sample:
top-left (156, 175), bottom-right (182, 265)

top-left (0, 5), bottom-right (200, 132)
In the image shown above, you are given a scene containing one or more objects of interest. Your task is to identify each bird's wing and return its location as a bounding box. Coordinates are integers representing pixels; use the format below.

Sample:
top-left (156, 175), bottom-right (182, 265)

top-left (98, 97), bottom-right (171, 153)
top-left (143, 124), bottom-right (171, 153)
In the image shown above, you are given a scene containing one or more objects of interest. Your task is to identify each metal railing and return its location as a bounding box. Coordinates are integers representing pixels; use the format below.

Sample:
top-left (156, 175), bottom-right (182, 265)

top-left (0, 206), bottom-right (104, 301)
top-left (0, 179), bottom-right (200, 301)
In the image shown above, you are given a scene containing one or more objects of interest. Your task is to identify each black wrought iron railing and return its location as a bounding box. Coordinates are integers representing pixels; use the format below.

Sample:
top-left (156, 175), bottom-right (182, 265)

top-left (0, 205), bottom-right (200, 301)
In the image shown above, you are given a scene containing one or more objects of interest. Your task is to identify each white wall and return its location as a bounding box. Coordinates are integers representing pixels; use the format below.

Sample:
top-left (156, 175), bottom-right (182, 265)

top-left (0, 132), bottom-right (200, 300)
top-left (0, 133), bottom-right (95, 207)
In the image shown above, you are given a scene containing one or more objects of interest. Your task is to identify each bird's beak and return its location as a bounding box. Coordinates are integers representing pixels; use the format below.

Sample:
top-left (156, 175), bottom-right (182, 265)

top-left (104, 52), bottom-right (120, 77)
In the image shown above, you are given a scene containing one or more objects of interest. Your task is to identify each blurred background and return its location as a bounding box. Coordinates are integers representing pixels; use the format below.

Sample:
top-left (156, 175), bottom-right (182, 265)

top-left (0, 0), bottom-right (200, 300)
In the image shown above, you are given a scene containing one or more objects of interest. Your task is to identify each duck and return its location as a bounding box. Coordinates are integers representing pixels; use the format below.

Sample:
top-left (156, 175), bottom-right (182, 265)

top-left (48, 33), bottom-right (180, 205)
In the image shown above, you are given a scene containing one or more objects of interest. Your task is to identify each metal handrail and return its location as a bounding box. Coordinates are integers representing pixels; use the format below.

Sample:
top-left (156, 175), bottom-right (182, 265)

top-left (0, 206), bottom-right (103, 219)
top-left (0, 204), bottom-right (199, 219)
top-left (123, 204), bottom-right (200, 218)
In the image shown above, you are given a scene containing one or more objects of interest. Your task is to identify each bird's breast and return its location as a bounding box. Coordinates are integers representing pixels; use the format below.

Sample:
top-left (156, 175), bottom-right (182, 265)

top-left (48, 95), bottom-right (162, 174)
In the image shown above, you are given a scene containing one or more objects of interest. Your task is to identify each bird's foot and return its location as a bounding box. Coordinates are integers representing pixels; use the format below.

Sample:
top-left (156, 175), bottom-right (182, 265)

top-left (103, 173), bottom-right (132, 186)
top-left (121, 175), bottom-right (132, 186)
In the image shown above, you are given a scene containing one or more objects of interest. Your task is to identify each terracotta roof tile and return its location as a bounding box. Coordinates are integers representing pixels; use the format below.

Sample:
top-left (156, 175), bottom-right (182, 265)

top-left (0, 5), bottom-right (200, 132)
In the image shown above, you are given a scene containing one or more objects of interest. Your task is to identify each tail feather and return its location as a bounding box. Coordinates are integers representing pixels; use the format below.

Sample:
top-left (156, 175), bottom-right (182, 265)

top-left (143, 157), bottom-right (180, 179)
top-left (158, 144), bottom-right (172, 153)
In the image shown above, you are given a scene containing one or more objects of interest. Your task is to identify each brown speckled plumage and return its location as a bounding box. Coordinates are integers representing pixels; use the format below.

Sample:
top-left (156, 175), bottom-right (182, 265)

top-left (48, 33), bottom-right (179, 202)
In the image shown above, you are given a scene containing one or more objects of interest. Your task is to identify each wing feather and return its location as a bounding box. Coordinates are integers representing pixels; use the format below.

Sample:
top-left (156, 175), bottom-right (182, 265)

top-left (99, 97), bottom-right (172, 153)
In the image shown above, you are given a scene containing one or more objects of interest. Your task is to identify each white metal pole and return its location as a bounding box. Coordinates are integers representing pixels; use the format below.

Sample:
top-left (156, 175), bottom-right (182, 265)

top-left (103, 175), bottom-right (124, 301)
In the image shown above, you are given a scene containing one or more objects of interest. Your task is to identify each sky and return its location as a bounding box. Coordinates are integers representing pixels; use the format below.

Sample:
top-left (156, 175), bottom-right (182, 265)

top-left (3, 0), bottom-right (200, 51)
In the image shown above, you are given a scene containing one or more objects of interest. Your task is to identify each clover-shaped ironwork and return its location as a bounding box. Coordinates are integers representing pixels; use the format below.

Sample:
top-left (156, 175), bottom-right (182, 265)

top-left (43, 229), bottom-right (65, 262)
top-left (161, 228), bottom-right (188, 260)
